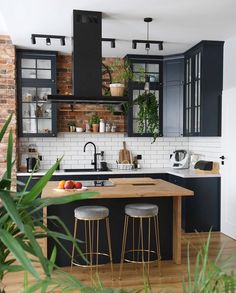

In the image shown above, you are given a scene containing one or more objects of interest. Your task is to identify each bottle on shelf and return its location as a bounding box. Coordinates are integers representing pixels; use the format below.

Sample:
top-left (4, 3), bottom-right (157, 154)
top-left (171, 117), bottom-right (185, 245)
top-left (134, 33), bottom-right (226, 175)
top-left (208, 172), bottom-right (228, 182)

top-left (99, 119), bottom-right (105, 133)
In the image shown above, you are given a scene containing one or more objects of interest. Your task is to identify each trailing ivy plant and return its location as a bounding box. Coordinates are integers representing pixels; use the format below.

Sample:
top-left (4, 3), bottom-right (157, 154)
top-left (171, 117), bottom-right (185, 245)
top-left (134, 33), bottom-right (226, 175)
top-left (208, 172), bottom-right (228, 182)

top-left (134, 91), bottom-right (159, 143)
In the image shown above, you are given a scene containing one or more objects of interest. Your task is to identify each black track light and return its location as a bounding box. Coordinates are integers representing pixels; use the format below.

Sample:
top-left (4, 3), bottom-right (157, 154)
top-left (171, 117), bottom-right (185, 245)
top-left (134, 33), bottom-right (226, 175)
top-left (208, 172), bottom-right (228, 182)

top-left (46, 37), bottom-right (51, 46)
top-left (132, 40), bottom-right (137, 49)
top-left (111, 39), bottom-right (115, 48)
top-left (31, 35), bottom-right (36, 45)
top-left (60, 37), bottom-right (65, 46)
top-left (159, 42), bottom-right (163, 50)
top-left (31, 34), bottom-right (66, 46)
top-left (102, 38), bottom-right (116, 48)
top-left (145, 42), bottom-right (150, 50)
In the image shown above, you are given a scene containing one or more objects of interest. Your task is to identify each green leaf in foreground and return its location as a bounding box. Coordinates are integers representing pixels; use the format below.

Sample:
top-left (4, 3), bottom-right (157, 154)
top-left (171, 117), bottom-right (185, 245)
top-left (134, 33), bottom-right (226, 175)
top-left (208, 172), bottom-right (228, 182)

top-left (0, 229), bottom-right (40, 280)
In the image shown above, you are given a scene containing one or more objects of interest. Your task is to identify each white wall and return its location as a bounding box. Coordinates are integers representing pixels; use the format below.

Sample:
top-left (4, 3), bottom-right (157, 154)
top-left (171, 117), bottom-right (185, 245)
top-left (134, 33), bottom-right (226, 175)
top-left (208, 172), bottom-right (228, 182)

top-left (223, 34), bottom-right (236, 91)
top-left (19, 134), bottom-right (222, 170)
top-left (19, 134), bottom-right (189, 170)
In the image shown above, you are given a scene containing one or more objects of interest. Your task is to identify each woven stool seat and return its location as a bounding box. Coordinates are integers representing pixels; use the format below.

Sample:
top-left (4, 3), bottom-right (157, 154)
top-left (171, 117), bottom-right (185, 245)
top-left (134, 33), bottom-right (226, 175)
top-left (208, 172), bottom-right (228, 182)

top-left (74, 205), bottom-right (109, 220)
top-left (125, 203), bottom-right (158, 218)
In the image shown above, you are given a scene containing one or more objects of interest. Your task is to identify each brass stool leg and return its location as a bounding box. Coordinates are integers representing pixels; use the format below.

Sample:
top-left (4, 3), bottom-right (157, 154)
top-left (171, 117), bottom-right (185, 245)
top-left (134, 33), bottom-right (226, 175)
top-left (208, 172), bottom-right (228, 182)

top-left (88, 220), bottom-right (93, 277)
top-left (154, 214), bottom-right (161, 276)
top-left (119, 214), bottom-right (129, 280)
top-left (148, 217), bottom-right (151, 276)
top-left (137, 218), bottom-right (141, 265)
top-left (132, 217), bottom-right (135, 267)
top-left (140, 217), bottom-right (145, 275)
top-left (96, 220), bottom-right (100, 274)
top-left (105, 217), bottom-right (113, 280)
top-left (70, 218), bottom-right (78, 272)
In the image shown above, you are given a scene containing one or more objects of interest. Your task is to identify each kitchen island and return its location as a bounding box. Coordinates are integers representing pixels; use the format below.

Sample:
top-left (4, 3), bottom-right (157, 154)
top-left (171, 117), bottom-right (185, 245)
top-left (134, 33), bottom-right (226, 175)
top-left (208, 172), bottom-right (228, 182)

top-left (42, 178), bottom-right (193, 266)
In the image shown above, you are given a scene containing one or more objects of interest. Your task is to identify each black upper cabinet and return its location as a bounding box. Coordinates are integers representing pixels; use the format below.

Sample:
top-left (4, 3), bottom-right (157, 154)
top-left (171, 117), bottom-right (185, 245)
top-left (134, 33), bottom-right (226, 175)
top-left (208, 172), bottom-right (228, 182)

top-left (17, 50), bottom-right (57, 137)
top-left (184, 41), bottom-right (224, 136)
top-left (125, 54), bottom-right (163, 137)
top-left (163, 55), bottom-right (184, 137)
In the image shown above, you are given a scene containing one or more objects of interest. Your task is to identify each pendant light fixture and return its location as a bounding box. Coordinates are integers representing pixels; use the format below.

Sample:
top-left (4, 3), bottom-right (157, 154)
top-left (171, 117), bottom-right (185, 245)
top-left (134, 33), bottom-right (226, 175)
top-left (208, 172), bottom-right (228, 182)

top-left (144, 17), bottom-right (152, 92)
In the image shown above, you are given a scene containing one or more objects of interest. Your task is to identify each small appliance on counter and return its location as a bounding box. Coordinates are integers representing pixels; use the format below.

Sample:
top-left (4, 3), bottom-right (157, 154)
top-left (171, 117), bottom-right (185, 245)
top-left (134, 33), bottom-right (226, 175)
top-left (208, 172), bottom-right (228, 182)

top-left (170, 149), bottom-right (190, 169)
top-left (26, 144), bottom-right (41, 173)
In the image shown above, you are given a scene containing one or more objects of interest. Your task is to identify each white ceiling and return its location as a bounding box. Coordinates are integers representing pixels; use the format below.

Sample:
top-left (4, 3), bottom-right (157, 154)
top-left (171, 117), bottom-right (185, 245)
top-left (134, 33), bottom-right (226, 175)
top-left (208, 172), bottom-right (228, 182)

top-left (1, 0), bottom-right (236, 57)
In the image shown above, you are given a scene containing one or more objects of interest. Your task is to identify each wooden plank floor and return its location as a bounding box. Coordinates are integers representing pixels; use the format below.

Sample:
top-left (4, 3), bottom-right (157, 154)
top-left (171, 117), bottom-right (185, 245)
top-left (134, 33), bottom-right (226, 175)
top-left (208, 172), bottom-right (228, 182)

top-left (3, 232), bottom-right (236, 292)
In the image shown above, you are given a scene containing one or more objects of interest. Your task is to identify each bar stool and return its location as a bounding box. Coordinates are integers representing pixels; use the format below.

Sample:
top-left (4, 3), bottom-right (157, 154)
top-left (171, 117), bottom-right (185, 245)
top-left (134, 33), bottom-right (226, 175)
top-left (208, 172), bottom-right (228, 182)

top-left (71, 205), bottom-right (113, 276)
top-left (119, 203), bottom-right (161, 279)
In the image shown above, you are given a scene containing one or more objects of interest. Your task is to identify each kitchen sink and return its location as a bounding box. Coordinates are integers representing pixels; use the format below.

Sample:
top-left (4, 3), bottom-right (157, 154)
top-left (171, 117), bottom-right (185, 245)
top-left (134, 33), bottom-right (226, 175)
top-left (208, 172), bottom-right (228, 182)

top-left (64, 168), bottom-right (111, 172)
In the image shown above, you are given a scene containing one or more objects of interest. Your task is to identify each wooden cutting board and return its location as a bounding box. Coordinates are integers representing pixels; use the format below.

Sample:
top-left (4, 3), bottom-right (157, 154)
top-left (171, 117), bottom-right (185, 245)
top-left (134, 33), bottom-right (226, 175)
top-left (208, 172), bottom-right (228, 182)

top-left (109, 177), bottom-right (157, 185)
top-left (119, 141), bottom-right (132, 163)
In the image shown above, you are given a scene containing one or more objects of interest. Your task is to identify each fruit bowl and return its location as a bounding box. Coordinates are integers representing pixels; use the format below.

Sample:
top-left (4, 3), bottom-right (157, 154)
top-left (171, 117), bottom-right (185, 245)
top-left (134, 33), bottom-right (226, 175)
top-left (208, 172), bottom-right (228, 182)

top-left (54, 180), bottom-right (87, 191)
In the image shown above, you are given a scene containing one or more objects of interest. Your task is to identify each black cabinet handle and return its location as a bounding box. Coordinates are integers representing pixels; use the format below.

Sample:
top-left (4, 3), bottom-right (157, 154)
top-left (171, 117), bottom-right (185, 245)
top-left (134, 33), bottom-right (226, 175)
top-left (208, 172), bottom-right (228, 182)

top-left (219, 155), bottom-right (225, 160)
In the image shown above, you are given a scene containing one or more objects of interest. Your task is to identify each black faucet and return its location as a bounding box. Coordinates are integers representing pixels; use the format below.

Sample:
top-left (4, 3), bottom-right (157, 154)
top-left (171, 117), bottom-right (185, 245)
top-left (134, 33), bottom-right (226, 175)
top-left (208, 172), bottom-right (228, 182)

top-left (83, 142), bottom-right (103, 171)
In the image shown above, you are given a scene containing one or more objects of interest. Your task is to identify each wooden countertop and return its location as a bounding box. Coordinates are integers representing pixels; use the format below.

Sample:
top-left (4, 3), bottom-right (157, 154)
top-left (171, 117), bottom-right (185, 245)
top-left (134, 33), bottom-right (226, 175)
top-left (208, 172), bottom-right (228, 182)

top-left (42, 179), bottom-right (194, 199)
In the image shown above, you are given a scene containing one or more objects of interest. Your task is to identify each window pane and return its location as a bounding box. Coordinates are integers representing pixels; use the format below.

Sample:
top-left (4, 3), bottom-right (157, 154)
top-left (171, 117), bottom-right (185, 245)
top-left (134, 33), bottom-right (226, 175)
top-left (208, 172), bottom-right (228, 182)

top-left (133, 119), bottom-right (140, 133)
top-left (37, 59), bottom-right (51, 69)
top-left (22, 119), bottom-right (37, 133)
top-left (22, 69), bottom-right (36, 79)
top-left (22, 103), bottom-right (36, 118)
top-left (37, 69), bottom-right (51, 79)
top-left (146, 63), bottom-right (159, 73)
top-left (133, 63), bottom-right (145, 72)
top-left (38, 119), bottom-right (52, 134)
top-left (22, 87), bottom-right (36, 102)
top-left (37, 103), bottom-right (52, 118)
top-left (37, 88), bottom-right (52, 101)
top-left (21, 59), bottom-right (36, 68)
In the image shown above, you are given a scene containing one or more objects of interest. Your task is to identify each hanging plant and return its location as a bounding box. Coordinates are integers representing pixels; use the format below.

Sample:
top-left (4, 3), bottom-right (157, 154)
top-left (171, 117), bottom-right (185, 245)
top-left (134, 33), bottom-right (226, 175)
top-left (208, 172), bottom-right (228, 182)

top-left (134, 91), bottom-right (159, 143)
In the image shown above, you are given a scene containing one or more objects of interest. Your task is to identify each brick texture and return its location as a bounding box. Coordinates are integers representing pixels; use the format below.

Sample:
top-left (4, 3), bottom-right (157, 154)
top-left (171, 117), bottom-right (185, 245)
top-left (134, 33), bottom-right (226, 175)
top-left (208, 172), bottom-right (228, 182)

top-left (57, 56), bottom-right (126, 132)
top-left (0, 35), bottom-right (17, 178)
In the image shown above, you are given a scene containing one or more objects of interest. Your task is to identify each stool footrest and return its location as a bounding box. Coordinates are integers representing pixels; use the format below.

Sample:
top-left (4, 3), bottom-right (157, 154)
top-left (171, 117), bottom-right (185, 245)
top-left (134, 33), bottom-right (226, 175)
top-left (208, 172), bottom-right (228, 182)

top-left (72, 252), bottom-right (111, 268)
top-left (124, 249), bottom-right (160, 264)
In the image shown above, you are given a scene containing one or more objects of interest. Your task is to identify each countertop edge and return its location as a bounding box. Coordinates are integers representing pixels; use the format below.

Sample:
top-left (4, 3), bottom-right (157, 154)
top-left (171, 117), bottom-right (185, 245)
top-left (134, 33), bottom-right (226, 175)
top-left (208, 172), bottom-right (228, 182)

top-left (16, 168), bottom-right (221, 179)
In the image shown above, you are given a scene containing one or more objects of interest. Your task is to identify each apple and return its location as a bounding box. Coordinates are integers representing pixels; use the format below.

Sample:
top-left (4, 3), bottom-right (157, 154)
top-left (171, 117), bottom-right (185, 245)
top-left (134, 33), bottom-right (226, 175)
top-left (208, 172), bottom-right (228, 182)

top-left (64, 180), bottom-right (75, 189)
top-left (74, 181), bottom-right (82, 189)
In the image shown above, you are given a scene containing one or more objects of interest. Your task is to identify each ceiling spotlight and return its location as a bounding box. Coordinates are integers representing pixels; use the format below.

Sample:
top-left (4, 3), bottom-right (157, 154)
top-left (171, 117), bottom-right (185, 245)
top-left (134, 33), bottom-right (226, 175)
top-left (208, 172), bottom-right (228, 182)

top-left (102, 38), bottom-right (116, 48)
top-left (145, 42), bottom-right (150, 50)
top-left (159, 42), bottom-right (163, 50)
top-left (132, 40), bottom-right (137, 49)
top-left (60, 37), bottom-right (66, 46)
top-left (31, 34), bottom-right (66, 46)
top-left (46, 37), bottom-right (51, 46)
top-left (31, 35), bottom-right (36, 45)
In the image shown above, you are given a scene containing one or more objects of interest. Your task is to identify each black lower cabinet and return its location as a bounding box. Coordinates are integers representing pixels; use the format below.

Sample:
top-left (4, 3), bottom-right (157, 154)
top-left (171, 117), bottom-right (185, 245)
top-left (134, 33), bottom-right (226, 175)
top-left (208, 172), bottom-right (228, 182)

top-left (168, 174), bottom-right (221, 232)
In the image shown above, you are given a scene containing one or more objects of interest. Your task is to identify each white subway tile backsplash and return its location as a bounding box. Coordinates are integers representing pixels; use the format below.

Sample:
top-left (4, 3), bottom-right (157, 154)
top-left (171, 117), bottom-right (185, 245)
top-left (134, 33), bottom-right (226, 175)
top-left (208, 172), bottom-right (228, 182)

top-left (19, 133), bottom-right (221, 170)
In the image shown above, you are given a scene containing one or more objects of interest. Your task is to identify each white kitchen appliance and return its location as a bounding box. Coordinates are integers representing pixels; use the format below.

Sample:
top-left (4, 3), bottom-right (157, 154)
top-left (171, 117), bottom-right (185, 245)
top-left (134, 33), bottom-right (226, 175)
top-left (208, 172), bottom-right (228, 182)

top-left (170, 149), bottom-right (190, 169)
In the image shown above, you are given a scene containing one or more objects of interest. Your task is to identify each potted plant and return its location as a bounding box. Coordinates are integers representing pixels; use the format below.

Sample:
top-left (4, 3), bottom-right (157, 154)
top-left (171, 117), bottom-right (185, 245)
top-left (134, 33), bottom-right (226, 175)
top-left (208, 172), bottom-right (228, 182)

top-left (134, 91), bottom-right (159, 143)
top-left (88, 113), bottom-right (100, 132)
top-left (67, 120), bottom-right (76, 132)
top-left (108, 58), bottom-right (133, 97)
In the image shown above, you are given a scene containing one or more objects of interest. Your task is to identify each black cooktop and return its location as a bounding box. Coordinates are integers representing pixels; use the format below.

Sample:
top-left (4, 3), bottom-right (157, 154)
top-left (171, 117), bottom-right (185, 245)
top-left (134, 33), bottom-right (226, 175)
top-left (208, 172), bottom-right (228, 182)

top-left (82, 180), bottom-right (114, 187)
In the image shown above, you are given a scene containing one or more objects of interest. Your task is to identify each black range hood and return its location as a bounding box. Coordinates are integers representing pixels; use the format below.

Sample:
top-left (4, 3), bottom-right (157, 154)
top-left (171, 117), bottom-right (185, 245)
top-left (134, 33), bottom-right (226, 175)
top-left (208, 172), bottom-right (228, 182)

top-left (48, 10), bottom-right (126, 104)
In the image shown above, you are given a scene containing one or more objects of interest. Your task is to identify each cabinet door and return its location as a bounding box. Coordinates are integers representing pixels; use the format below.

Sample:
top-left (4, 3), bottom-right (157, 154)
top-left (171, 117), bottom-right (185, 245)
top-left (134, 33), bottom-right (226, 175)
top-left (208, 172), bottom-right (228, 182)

top-left (163, 57), bottom-right (184, 137)
top-left (20, 86), bottom-right (56, 136)
top-left (20, 56), bottom-right (56, 83)
top-left (184, 51), bottom-right (201, 136)
top-left (126, 56), bottom-right (163, 137)
top-left (17, 50), bottom-right (57, 137)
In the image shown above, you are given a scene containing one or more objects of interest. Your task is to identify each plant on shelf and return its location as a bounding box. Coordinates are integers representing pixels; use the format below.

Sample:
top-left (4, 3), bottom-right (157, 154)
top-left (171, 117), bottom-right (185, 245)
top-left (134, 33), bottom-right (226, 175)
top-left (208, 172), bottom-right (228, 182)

top-left (134, 91), bottom-right (159, 143)
top-left (88, 113), bottom-right (100, 132)
top-left (108, 58), bottom-right (133, 97)
top-left (67, 120), bottom-right (76, 132)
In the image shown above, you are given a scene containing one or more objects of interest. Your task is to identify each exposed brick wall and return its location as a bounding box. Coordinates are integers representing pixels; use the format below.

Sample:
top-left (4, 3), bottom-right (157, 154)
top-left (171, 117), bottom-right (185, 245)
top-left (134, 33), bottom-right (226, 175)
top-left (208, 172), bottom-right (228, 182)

top-left (0, 35), bottom-right (17, 178)
top-left (56, 55), bottom-right (125, 132)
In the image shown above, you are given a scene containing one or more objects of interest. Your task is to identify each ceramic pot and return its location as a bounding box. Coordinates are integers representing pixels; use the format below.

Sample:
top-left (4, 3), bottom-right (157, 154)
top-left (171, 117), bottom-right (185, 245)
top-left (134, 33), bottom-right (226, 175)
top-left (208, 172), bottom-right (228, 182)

top-left (92, 124), bottom-right (99, 132)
